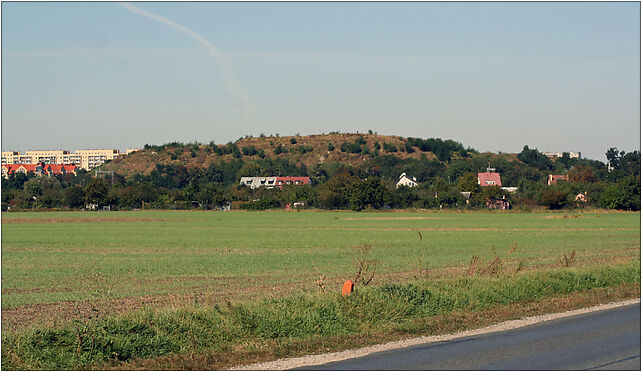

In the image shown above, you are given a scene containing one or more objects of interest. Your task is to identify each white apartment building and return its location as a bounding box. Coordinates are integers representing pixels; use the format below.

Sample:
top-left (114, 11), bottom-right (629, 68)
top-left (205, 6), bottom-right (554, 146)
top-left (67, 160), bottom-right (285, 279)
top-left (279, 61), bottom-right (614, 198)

top-left (2, 149), bottom-right (125, 170)
top-left (542, 152), bottom-right (581, 160)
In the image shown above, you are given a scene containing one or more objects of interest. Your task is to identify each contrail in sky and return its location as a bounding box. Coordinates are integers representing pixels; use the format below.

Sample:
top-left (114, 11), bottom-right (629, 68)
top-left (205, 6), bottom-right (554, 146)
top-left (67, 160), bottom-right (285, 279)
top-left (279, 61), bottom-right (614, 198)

top-left (119, 2), bottom-right (254, 115)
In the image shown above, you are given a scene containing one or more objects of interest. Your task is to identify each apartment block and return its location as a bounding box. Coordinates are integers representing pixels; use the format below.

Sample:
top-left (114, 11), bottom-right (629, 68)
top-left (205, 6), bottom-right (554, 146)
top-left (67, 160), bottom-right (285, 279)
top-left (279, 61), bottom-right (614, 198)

top-left (542, 152), bottom-right (581, 160)
top-left (2, 149), bottom-right (125, 170)
top-left (25, 150), bottom-right (69, 165)
top-left (74, 149), bottom-right (120, 170)
top-left (2, 151), bottom-right (34, 164)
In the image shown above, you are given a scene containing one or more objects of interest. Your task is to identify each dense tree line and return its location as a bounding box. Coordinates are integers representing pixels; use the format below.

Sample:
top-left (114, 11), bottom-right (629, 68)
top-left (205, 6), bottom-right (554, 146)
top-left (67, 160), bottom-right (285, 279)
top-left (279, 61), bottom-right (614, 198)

top-left (2, 144), bottom-right (639, 211)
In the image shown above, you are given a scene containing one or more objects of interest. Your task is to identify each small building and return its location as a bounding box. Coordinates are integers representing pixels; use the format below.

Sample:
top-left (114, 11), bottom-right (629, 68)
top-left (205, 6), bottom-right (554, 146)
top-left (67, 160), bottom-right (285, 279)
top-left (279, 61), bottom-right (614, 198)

top-left (1, 164), bottom-right (11, 178)
top-left (239, 176), bottom-right (278, 189)
top-left (44, 164), bottom-right (78, 177)
top-left (478, 168), bottom-right (502, 187)
top-left (396, 173), bottom-right (419, 188)
top-left (543, 152), bottom-right (581, 160)
top-left (487, 197), bottom-right (510, 210)
top-left (548, 174), bottom-right (568, 185)
top-left (239, 176), bottom-right (311, 189)
top-left (2, 163), bottom-right (44, 178)
top-left (501, 187), bottom-right (518, 193)
top-left (275, 177), bottom-right (311, 187)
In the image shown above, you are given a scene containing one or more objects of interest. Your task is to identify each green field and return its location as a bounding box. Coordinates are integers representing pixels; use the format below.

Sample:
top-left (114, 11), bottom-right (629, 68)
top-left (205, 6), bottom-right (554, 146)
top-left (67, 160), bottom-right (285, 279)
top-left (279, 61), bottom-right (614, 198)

top-left (2, 210), bottom-right (639, 330)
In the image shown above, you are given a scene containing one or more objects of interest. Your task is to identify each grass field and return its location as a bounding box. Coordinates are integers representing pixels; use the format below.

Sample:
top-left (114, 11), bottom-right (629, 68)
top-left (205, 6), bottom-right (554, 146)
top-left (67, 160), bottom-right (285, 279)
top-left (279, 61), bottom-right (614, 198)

top-left (2, 209), bottom-right (639, 332)
top-left (1, 209), bottom-right (640, 369)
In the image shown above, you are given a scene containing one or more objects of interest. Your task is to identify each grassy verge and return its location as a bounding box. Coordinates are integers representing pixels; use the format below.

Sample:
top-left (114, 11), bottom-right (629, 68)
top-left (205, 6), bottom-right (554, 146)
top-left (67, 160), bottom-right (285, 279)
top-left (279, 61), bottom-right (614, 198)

top-left (2, 263), bottom-right (639, 370)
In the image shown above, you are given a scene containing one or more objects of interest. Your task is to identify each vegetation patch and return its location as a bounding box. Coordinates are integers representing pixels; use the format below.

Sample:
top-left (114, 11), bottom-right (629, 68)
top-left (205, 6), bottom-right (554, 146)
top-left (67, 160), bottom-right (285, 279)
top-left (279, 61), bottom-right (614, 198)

top-left (2, 264), bottom-right (638, 370)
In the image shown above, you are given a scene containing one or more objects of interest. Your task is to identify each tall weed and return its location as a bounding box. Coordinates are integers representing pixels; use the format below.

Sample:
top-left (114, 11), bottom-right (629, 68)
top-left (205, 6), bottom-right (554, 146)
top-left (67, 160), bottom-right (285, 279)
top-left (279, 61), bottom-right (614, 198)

top-left (2, 263), bottom-right (638, 370)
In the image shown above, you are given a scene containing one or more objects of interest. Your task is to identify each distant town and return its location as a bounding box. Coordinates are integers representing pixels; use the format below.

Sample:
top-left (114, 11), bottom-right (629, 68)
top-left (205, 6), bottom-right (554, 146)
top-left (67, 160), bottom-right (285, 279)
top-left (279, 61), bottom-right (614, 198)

top-left (0, 133), bottom-right (637, 212)
top-left (1, 149), bottom-right (140, 176)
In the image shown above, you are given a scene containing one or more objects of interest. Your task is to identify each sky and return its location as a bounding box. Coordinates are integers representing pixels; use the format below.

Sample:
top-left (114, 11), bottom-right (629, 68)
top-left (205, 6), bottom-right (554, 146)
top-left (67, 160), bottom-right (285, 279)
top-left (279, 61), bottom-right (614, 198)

top-left (2, 2), bottom-right (639, 161)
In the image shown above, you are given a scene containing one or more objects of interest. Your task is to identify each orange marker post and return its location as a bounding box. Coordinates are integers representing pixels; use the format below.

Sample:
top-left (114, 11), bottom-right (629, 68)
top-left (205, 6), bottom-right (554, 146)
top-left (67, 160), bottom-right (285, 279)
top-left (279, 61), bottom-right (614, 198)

top-left (342, 280), bottom-right (354, 296)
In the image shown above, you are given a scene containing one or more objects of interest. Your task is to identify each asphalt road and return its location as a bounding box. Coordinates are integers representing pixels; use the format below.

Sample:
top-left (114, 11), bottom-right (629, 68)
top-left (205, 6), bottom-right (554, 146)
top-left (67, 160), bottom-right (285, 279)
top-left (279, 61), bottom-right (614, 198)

top-left (301, 303), bottom-right (640, 370)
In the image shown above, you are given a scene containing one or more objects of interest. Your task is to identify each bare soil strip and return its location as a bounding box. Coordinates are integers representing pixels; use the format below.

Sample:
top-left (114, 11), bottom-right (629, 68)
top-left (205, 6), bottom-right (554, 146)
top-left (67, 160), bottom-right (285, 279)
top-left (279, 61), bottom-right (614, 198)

top-left (1, 280), bottom-right (306, 333)
top-left (233, 298), bottom-right (641, 371)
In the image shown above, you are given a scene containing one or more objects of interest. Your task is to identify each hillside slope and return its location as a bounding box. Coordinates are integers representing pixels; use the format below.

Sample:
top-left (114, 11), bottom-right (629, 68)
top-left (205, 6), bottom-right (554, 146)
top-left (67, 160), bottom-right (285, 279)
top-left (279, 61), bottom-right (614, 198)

top-left (103, 133), bottom-right (465, 178)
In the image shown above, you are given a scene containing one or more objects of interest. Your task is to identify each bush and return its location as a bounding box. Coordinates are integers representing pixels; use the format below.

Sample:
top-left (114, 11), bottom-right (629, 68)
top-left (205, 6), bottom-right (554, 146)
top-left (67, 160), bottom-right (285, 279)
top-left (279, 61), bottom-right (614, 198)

top-left (539, 189), bottom-right (569, 210)
top-left (239, 199), bottom-right (274, 210)
top-left (242, 146), bottom-right (258, 156)
top-left (383, 142), bottom-right (397, 153)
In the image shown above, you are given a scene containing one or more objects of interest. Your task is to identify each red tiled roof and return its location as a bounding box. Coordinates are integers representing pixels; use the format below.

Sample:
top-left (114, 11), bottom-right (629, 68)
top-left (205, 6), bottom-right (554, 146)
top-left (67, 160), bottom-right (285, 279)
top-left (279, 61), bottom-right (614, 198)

top-left (275, 177), bottom-right (311, 186)
top-left (18, 164), bottom-right (40, 172)
top-left (46, 164), bottom-right (64, 173)
top-left (2, 163), bottom-right (79, 176)
top-left (44, 164), bottom-right (78, 174)
top-left (477, 172), bottom-right (502, 187)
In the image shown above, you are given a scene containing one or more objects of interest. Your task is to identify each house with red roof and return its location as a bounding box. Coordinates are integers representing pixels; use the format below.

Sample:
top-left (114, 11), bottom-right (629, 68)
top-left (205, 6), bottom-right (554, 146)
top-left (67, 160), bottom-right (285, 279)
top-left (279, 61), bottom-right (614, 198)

top-left (2, 162), bottom-right (78, 178)
top-left (44, 164), bottom-right (78, 176)
top-left (2, 163), bottom-right (44, 178)
top-left (239, 176), bottom-right (311, 189)
top-left (477, 168), bottom-right (502, 187)
top-left (547, 174), bottom-right (568, 185)
top-left (275, 177), bottom-right (311, 187)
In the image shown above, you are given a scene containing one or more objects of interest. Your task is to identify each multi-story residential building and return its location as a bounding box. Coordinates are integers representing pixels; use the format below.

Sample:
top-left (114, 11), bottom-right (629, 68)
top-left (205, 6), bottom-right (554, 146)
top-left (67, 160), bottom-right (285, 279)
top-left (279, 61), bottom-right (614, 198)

top-left (74, 149), bottom-right (120, 170)
top-left (2, 152), bottom-right (19, 164)
top-left (542, 152), bottom-right (581, 160)
top-left (25, 150), bottom-right (70, 165)
top-left (2, 149), bottom-right (124, 170)
top-left (61, 152), bottom-right (82, 165)
top-left (2, 151), bottom-right (34, 164)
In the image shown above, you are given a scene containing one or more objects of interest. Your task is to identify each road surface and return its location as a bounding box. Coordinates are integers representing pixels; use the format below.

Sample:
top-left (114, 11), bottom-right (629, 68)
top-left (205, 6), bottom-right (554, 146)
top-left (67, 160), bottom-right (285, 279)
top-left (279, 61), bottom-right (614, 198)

top-left (302, 303), bottom-right (640, 370)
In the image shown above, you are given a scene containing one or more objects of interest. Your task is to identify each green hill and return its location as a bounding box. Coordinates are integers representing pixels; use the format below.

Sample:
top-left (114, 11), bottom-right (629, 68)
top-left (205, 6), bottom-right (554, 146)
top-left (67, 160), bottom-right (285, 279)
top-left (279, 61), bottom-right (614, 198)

top-left (103, 133), bottom-right (493, 178)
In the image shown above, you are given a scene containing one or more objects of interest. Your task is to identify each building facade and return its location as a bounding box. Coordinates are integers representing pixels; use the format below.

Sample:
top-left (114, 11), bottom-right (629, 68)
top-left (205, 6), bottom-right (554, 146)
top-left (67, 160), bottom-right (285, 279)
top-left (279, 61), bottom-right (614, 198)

top-left (2, 149), bottom-right (124, 170)
top-left (396, 173), bottom-right (419, 188)
top-left (547, 174), bottom-right (569, 185)
top-left (542, 152), bottom-right (581, 159)
top-left (239, 176), bottom-right (311, 189)
top-left (477, 168), bottom-right (502, 187)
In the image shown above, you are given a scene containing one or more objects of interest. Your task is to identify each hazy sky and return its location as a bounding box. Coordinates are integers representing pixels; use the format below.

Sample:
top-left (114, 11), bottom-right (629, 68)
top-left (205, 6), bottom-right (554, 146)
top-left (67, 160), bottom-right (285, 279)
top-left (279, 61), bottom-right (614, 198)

top-left (2, 2), bottom-right (639, 161)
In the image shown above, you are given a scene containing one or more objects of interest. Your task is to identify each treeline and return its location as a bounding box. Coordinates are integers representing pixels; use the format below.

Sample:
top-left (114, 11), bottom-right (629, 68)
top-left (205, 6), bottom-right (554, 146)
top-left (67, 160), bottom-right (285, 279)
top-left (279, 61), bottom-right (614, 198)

top-left (2, 145), bottom-right (639, 211)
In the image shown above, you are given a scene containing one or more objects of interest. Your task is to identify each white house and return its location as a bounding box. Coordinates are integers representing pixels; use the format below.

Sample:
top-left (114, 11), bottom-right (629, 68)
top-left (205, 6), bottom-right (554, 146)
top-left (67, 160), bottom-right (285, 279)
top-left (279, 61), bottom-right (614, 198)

top-left (239, 176), bottom-right (278, 189)
top-left (396, 173), bottom-right (419, 188)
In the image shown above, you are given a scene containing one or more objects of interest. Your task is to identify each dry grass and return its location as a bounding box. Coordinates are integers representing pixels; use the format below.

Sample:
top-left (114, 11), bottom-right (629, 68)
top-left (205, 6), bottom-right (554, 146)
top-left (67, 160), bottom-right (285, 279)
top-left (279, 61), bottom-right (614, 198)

top-left (353, 243), bottom-right (377, 286)
top-left (559, 250), bottom-right (577, 267)
top-left (112, 283), bottom-right (640, 370)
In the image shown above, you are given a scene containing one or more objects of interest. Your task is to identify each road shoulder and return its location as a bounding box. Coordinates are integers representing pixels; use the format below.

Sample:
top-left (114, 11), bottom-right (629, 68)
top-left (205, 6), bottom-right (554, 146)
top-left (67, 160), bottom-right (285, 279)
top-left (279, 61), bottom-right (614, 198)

top-left (233, 298), bottom-right (640, 371)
